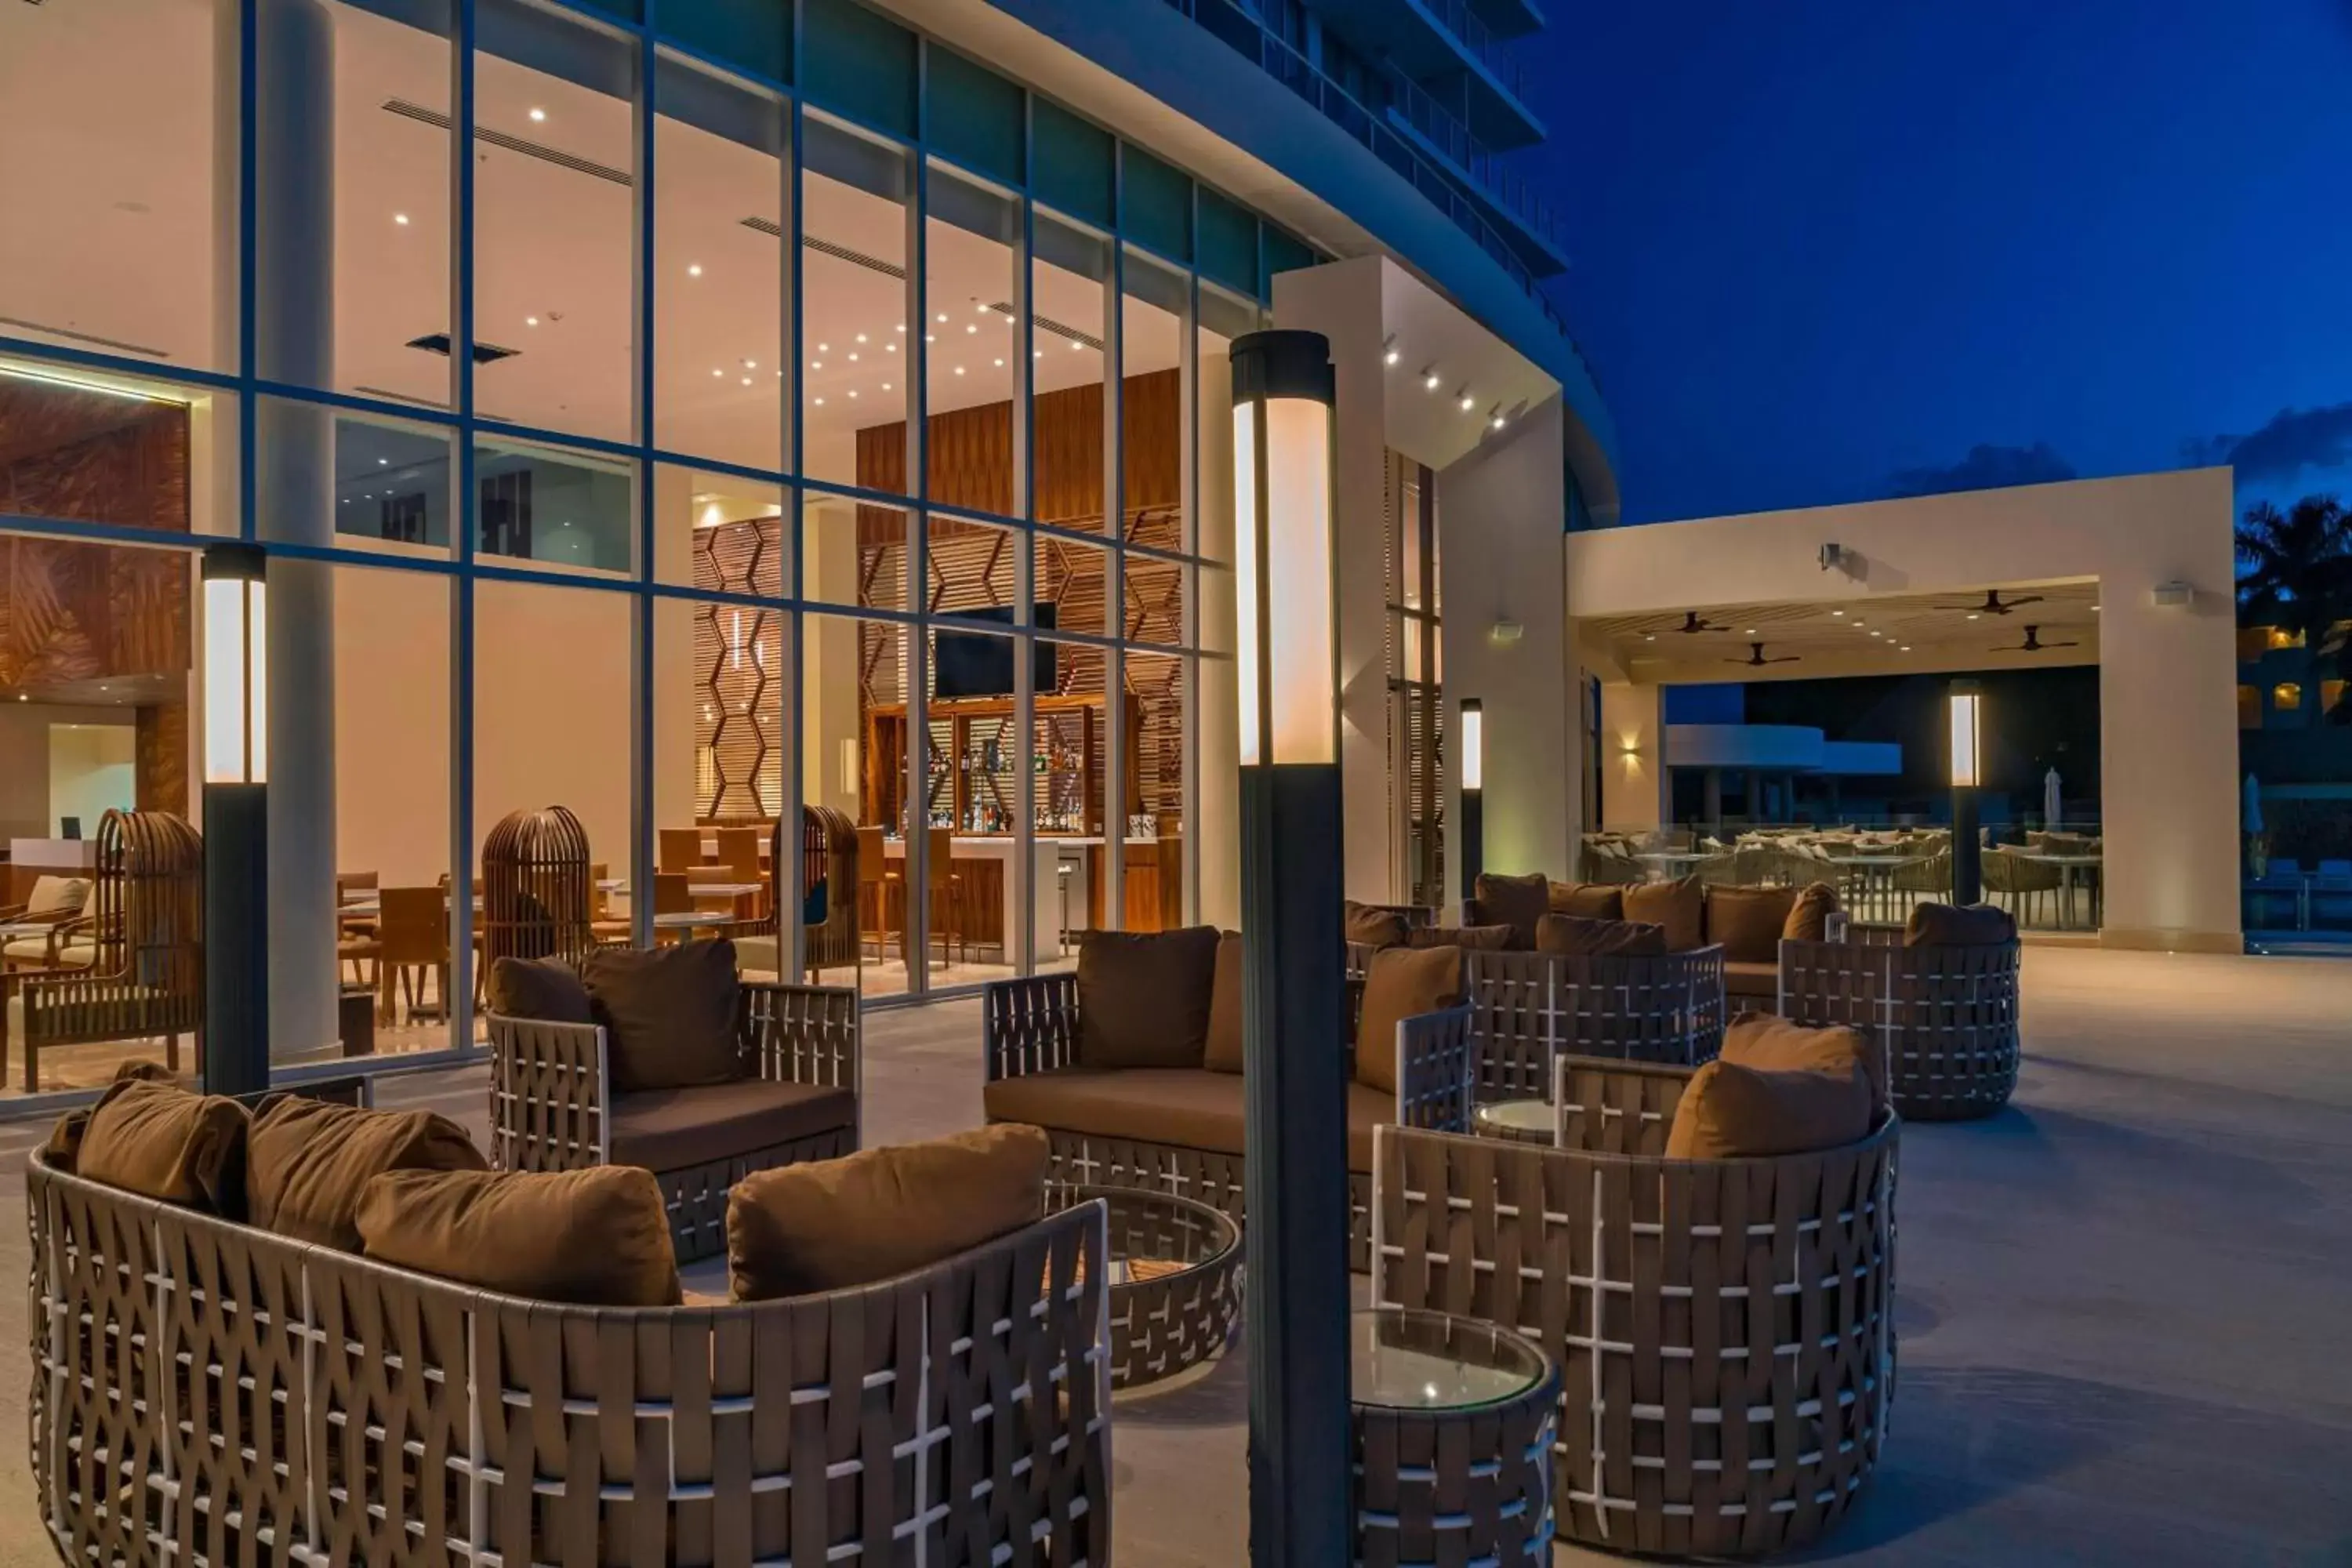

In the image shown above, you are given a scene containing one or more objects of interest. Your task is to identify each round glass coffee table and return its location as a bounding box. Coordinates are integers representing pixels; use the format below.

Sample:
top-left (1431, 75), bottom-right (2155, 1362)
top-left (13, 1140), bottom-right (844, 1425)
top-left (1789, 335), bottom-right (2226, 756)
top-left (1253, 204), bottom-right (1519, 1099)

top-left (1047, 1185), bottom-right (1241, 1392)
top-left (1472, 1097), bottom-right (1555, 1145)
top-left (1352, 1306), bottom-right (1558, 1566)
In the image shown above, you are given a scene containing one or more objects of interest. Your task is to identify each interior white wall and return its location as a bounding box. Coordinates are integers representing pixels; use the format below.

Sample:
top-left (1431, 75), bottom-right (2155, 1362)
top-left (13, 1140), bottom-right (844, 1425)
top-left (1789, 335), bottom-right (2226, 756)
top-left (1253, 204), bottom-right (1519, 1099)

top-left (45, 724), bottom-right (136, 838)
top-left (1598, 681), bottom-right (1666, 829)
top-left (1436, 396), bottom-right (1575, 902)
top-left (333, 566), bottom-right (452, 887)
top-left (1566, 467), bottom-right (2241, 951)
top-left (0, 707), bottom-right (133, 840)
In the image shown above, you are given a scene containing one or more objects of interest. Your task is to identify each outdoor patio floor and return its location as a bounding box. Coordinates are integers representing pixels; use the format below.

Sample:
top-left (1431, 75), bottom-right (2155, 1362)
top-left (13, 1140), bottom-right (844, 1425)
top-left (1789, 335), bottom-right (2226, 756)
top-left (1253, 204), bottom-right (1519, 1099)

top-left (0, 946), bottom-right (2347, 1565)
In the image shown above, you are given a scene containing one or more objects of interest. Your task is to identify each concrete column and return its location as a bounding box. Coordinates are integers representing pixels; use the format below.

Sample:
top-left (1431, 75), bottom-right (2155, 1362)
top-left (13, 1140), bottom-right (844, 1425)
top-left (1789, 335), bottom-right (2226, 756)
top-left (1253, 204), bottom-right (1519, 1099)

top-left (1195, 339), bottom-right (1240, 930)
top-left (1598, 682), bottom-right (1666, 829)
top-left (1436, 399), bottom-right (1575, 887)
top-left (252, 0), bottom-right (338, 1060)
top-left (1272, 258), bottom-right (1392, 901)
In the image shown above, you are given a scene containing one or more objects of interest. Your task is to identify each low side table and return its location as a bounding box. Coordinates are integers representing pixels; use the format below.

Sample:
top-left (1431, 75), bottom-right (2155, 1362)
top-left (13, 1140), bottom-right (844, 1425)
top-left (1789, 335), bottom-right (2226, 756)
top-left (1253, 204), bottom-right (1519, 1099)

top-left (1047, 1184), bottom-right (1240, 1391)
top-left (1352, 1305), bottom-right (1557, 1568)
top-left (1472, 1097), bottom-right (1554, 1145)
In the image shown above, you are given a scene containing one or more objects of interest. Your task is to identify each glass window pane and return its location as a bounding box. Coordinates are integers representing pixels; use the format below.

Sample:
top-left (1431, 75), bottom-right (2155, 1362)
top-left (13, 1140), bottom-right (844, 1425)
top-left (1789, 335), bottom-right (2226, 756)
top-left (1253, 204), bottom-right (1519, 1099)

top-left (1120, 147), bottom-right (1192, 263)
top-left (1123, 649), bottom-right (1188, 929)
top-left (261, 401), bottom-right (456, 556)
top-left (1265, 226), bottom-right (1319, 281)
top-left (660, 0), bottom-right (790, 85)
top-left (1037, 639), bottom-right (1108, 958)
top-left (1031, 100), bottom-right (1113, 230)
top-left (801, 110), bottom-right (911, 489)
top-left (926, 514), bottom-right (1018, 619)
top-left (655, 53), bottom-right (786, 473)
top-left (1124, 552), bottom-right (1188, 648)
top-left (1122, 249), bottom-right (1186, 553)
top-left (473, 437), bottom-right (635, 574)
top-left (925, 165), bottom-right (1020, 517)
top-left (473, 0), bottom-right (639, 445)
top-left (925, 47), bottom-right (1025, 189)
top-left (1197, 187), bottom-right (1260, 299)
top-left (1032, 210), bottom-right (1110, 533)
top-left (659, 597), bottom-right (786, 960)
top-left (0, 0), bottom-right (233, 372)
top-left (664, 463), bottom-right (782, 592)
top-left (801, 0), bottom-right (916, 140)
top-left (1037, 533), bottom-right (1110, 640)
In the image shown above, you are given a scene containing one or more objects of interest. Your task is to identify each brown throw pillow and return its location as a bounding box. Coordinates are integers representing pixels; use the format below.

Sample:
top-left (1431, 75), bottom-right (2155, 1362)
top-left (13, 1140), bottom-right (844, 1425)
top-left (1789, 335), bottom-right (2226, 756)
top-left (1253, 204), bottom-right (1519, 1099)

top-left (488, 954), bottom-right (593, 1023)
top-left (1354, 945), bottom-right (1463, 1094)
top-left (1664, 1059), bottom-right (1872, 1160)
top-left (1547, 880), bottom-right (1625, 920)
top-left (358, 1166), bottom-right (681, 1307)
top-left (1343, 902), bottom-right (1410, 951)
top-left (1704, 885), bottom-right (1798, 964)
top-left (1536, 914), bottom-right (1668, 956)
top-left (1623, 875), bottom-right (1705, 952)
top-left (1471, 873), bottom-right (1550, 949)
top-left (1204, 931), bottom-right (1246, 1073)
top-left (728, 1124), bottom-right (1049, 1301)
top-left (1784, 881), bottom-right (1840, 942)
top-left (1408, 924), bottom-right (1515, 951)
top-left (75, 1079), bottom-right (249, 1214)
top-left (1076, 927), bottom-right (1220, 1069)
top-left (580, 938), bottom-right (744, 1092)
top-left (1906, 902), bottom-right (2018, 946)
top-left (248, 1095), bottom-right (489, 1251)
top-left (42, 1061), bottom-right (182, 1174)
top-left (1722, 1011), bottom-right (1888, 1123)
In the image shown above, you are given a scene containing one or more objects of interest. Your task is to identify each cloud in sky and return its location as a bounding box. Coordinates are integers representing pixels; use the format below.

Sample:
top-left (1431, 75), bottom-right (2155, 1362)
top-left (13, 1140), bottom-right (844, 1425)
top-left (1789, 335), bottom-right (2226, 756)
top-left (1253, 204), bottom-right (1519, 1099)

top-left (1885, 443), bottom-right (2077, 499)
top-left (2182, 401), bottom-right (2352, 485)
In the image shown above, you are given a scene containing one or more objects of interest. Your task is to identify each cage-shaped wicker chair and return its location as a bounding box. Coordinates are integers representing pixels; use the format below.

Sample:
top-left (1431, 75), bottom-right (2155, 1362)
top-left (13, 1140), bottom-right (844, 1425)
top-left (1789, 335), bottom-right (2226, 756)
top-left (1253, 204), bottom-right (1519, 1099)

top-left (1370, 1054), bottom-right (1897, 1559)
top-left (481, 805), bottom-right (598, 969)
top-left (1461, 946), bottom-right (1726, 1100)
top-left (790, 804), bottom-right (862, 979)
top-left (1780, 922), bottom-right (2022, 1120)
top-left (2, 809), bottom-right (204, 1093)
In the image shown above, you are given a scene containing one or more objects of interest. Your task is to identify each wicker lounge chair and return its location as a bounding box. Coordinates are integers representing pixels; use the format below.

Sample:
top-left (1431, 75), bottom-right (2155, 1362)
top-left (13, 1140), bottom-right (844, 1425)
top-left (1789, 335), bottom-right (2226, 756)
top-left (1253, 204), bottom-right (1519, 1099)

top-left (1780, 921), bottom-right (2022, 1120)
top-left (27, 1147), bottom-right (1109, 1568)
top-left (1461, 946), bottom-right (1726, 1097)
top-left (488, 978), bottom-right (861, 1260)
top-left (1370, 1054), bottom-right (1897, 1558)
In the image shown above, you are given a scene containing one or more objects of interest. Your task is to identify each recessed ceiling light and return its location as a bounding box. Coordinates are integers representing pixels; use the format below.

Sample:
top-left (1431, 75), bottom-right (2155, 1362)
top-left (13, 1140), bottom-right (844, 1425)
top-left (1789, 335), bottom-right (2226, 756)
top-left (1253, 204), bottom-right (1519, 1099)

top-left (881, 382), bottom-right (891, 391)
top-left (1458, 395), bottom-right (1474, 412)
top-left (1900, 644), bottom-right (1912, 652)
top-left (847, 389), bottom-right (858, 398)
top-left (740, 376), bottom-right (752, 386)
top-left (886, 343), bottom-right (898, 354)
top-left (813, 396), bottom-right (825, 406)
top-left (855, 333), bottom-right (867, 343)
top-left (687, 263), bottom-right (703, 278)
top-left (974, 302), bottom-right (988, 315)
top-left (966, 323), bottom-right (978, 335)
top-left (895, 324), bottom-right (905, 333)
top-left (2091, 603), bottom-right (2101, 612)
top-left (528, 107), bottom-right (546, 122)
top-left (1643, 633), bottom-right (1656, 641)
top-left (742, 358), bottom-right (757, 369)
top-left (1831, 609), bottom-right (1844, 617)
top-left (810, 361), bottom-right (822, 370)
top-left (848, 353), bottom-right (858, 361)
top-left (926, 334), bottom-right (935, 343)
top-left (818, 343), bottom-right (830, 353)
top-left (1069, 340), bottom-right (1082, 350)
top-left (1966, 612), bottom-right (1980, 620)
top-left (1385, 348), bottom-right (1401, 367)
top-left (1033, 349), bottom-right (1044, 359)
top-left (935, 312), bottom-right (949, 323)
top-left (525, 315), bottom-right (539, 327)
top-left (712, 368), bottom-right (724, 378)
top-left (1745, 627), bottom-right (1756, 634)
top-left (993, 358), bottom-right (1004, 367)
top-left (1422, 369), bottom-right (1439, 391)
top-left (393, 212), bottom-right (409, 226)
top-left (953, 365), bottom-right (965, 376)
top-left (377, 458), bottom-right (388, 466)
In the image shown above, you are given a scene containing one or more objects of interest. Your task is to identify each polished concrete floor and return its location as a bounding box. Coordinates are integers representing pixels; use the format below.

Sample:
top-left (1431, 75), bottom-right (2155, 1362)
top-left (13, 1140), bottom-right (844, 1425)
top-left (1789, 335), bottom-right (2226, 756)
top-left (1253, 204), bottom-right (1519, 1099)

top-left (2, 947), bottom-right (2348, 1565)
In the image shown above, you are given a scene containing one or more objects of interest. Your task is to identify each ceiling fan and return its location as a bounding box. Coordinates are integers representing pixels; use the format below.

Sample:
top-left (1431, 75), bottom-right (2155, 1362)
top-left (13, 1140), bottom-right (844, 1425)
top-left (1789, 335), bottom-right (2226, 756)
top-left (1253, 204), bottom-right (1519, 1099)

top-left (1671, 611), bottom-right (1729, 634)
top-left (1727, 641), bottom-right (1801, 668)
top-left (2004, 625), bottom-right (2081, 653)
top-left (1938, 589), bottom-right (2044, 616)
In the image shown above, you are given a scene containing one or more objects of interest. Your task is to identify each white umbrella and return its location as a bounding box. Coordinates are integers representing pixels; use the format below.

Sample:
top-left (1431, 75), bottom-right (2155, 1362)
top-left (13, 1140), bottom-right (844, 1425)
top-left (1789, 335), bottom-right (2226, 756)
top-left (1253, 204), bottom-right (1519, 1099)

top-left (2242, 772), bottom-right (2264, 837)
top-left (2043, 768), bottom-right (2063, 830)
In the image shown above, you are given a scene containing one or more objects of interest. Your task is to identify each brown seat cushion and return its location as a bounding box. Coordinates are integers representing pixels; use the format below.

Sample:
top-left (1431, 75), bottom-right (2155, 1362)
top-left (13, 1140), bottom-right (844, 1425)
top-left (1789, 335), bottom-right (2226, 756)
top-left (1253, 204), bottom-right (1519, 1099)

top-left (488, 955), bottom-right (593, 1024)
top-left (74, 1079), bottom-right (249, 1214)
top-left (608, 1077), bottom-right (857, 1173)
top-left (1623, 876), bottom-right (1704, 952)
top-left (1536, 914), bottom-right (1666, 956)
top-left (1076, 927), bottom-right (1220, 1069)
top-left (43, 1062), bottom-right (182, 1174)
top-left (1784, 881), bottom-right (1840, 942)
top-left (983, 1066), bottom-right (1247, 1156)
top-left (1469, 873), bottom-right (1550, 949)
top-left (1547, 880), bottom-right (1625, 920)
top-left (1704, 885), bottom-right (1798, 964)
top-left (248, 1096), bottom-right (488, 1251)
top-left (1407, 924), bottom-right (1514, 951)
top-left (1723, 960), bottom-right (1779, 1001)
top-left (358, 1166), bottom-right (681, 1307)
top-left (1664, 1059), bottom-right (1872, 1160)
top-left (728, 1124), bottom-right (1048, 1301)
top-left (1905, 902), bottom-right (2018, 946)
top-left (1355, 945), bottom-right (1463, 1094)
top-left (1343, 902), bottom-right (1410, 951)
top-left (580, 939), bottom-right (744, 1092)
top-left (1345, 1080), bottom-right (1394, 1174)
top-left (1204, 931), bottom-right (1246, 1073)
top-left (1723, 1011), bottom-right (1888, 1122)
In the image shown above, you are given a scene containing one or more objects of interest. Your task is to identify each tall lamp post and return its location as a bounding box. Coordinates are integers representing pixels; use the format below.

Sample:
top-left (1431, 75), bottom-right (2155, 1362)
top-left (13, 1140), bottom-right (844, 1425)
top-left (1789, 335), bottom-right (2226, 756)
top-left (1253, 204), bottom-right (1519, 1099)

top-left (1232, 328), bottom-right (1349, 1567)
top-left (1948, 679), bottom-right (1983, 906)
top-left (1457, 697), bottom-right (1485, 905)
top-left (202, 543), bottom-right (272, 1096)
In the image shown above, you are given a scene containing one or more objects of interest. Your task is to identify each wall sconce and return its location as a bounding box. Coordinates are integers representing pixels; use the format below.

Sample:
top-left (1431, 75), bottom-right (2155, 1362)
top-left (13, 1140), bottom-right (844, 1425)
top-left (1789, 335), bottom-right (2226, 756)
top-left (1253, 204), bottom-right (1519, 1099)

top-left (1489, 619), bottom-right (1524, 647)
top-left (1229, 328), bottom-right (1348, 1566)
top-left (201, 542), bottom-right (270, 1094)
top-left (1459, 698), bottom-right (1486, 902)
top-left (1949, 679), bottom-right (1983, 904)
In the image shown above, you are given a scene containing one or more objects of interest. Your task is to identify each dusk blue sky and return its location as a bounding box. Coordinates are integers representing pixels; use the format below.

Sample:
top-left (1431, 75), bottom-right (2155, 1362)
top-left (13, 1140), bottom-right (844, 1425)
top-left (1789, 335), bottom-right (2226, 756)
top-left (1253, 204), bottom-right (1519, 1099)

top-left (1523, 2), bottom-right (2352, 527)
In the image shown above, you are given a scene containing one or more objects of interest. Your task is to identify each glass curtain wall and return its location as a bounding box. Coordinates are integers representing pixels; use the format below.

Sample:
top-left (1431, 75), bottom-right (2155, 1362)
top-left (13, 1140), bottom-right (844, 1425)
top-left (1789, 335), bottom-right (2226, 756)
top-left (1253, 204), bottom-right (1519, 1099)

top-left (0, 0), bottom-right (1316, 1096)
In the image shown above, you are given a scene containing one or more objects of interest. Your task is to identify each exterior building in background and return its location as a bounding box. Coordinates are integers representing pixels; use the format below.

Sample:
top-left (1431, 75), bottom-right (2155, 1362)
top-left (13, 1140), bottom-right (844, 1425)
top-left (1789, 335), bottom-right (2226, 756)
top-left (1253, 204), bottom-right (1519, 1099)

top-left (0, 0), bottom-right (1613, 1098)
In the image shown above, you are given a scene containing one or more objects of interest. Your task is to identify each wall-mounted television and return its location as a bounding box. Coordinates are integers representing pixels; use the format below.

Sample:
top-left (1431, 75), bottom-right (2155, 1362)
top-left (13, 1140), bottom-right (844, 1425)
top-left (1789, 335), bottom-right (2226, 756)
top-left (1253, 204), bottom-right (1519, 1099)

top-left (934, 605), bottom-right (1058, 699)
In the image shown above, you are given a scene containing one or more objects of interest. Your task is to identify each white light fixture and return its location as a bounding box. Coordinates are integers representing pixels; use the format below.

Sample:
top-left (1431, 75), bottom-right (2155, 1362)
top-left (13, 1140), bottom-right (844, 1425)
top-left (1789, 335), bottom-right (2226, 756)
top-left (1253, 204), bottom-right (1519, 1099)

top-left (1421, 367), bottom-right (1439, 391)
top-left (888, 343), bottom-right (898, 354)
top-left (993, 357), bottom-right (1004, 367)
top-left (202, 546), bottom-right (267, 786)
top-left (855, 333), bottom-right (867, 344)
top-left (393, 212), bottom-right (409, 226)
top-left (1949, 684), bottom-right (1981, 789)
top-left (813, 396), bottom-right (825, 405)
top-left (848, 352), bottom-right (858, 361)
top-left (1381, 333), bottom-right (1399, 368)
top-left (966, 323), bottom-right (978, 335)
top-left (1457, 390), bottom-right (1474, 412)
top-left (847, 389), bottom-right (858, 398)
top-left (880, 382), bottom-right (891, 391)
top-left (688, 263), bottom-right (703, 278)
top-left (1831, 609), bottom-right (1844, 617)
top-left (818, 343), bottom-right (830, 353)
top-left (740, 376), bottom-right (752, 386)
top-left (525, 315), bottom-right (539, 327)
top-left (528, 107), bottom-right (546, 122)
top-left (1459, 700), bottom-right (1484, 792)
top-left (953, 365), bottom-right (965, 376)
top-left (742, 358), bottom-right (757, 369)
top-left (1232, 330), bottom-right (1337, 767)
top-left (936, 312), bottom-right (949, 323)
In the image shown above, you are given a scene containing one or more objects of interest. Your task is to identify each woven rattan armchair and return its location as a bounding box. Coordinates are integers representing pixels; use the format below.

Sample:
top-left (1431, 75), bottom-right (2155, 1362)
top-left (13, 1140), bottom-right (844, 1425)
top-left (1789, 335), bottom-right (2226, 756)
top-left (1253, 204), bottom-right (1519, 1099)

top-left (1780, 923), bottom-right (2022, 1120)
top-left (488, 981), bottom-right (861, 1261)
top-left (983, 969), bottom-right (1473, 1271)
top-left (1461, 946), bottom-right (1726, 1099)
top-left (28, 1148), bottom-right (1110, 1568)
top-left (1370, 1054), bottom-right (1897, 1559)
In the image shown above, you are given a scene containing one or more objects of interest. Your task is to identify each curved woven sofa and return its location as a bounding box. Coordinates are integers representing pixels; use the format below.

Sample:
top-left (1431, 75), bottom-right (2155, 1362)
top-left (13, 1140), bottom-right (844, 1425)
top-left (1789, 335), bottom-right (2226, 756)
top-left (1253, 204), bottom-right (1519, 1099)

top-left (1370, 1055), bottom-right (1897, 1559)
top-left (1462, 946), bottom-right (1726, 1098)
top-left (1780, 925), bottom-right (2022, 1120)
top-left (27, 1151), bottom-right (1112, 1567)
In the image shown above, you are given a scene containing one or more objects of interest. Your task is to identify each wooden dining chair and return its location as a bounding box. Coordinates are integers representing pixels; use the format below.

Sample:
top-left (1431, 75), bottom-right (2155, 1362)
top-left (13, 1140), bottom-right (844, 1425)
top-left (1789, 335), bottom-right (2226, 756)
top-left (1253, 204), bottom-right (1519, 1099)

top-left (377, 885), bottom-right (452, 1026)
top-left (857, 825), bottom-right (896, 961)
top-left (653, 871), bottom-right (693, 946)
top-left (715, 826), bottom-right (764, 882)
top-left (918, 826), bottom-right (967, 967)
top-left (659, 827), bottom-right (706, 875)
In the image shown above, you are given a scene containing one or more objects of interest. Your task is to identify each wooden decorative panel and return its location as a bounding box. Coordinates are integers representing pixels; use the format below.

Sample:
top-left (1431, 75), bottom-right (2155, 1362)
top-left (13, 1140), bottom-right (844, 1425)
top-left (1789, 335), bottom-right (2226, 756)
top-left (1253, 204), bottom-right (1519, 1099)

top-left (689, 517), bottom-right (786, 821)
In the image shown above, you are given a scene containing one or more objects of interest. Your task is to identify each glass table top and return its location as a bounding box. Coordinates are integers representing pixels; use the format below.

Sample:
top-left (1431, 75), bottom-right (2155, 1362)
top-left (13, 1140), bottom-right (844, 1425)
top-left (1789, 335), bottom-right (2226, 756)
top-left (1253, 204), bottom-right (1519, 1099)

top-left (1472, 1098), bottom-right (1554, 1135)
top-left (1352, 1307), bottom-right (1548, 1412)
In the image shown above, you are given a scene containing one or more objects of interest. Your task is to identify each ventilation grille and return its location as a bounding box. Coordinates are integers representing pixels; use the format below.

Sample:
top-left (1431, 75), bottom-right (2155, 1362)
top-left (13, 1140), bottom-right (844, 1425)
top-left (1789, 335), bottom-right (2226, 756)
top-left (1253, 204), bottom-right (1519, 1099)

top-left (383, 99), bottom-right (632, 186)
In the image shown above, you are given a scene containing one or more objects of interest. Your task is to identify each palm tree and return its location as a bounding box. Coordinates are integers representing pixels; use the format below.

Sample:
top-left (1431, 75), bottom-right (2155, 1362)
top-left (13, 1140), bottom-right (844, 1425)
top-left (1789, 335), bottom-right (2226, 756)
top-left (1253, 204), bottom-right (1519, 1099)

top-left (2237, 495), bottom-right (2352, 725)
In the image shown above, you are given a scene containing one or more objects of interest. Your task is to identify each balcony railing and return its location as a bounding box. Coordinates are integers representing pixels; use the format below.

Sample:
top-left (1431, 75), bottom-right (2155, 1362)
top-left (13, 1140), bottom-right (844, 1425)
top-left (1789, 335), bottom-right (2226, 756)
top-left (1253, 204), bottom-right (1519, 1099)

top-left (1421, 0), bottom-right (1527, 103)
